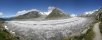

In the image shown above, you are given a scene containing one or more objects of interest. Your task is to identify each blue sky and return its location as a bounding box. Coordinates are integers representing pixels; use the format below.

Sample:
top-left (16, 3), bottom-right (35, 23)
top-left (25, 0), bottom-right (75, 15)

top-left (0, 0), bottom-right (102, 17)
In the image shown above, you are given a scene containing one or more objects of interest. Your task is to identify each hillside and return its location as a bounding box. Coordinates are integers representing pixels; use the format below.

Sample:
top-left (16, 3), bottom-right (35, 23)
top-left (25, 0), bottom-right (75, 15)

top-left (0, 18), bottom-right (20, 40)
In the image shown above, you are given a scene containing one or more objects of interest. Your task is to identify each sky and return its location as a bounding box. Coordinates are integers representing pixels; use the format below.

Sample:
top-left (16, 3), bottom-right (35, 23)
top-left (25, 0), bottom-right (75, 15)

top-left (0, 0), bottom-right (102, 17)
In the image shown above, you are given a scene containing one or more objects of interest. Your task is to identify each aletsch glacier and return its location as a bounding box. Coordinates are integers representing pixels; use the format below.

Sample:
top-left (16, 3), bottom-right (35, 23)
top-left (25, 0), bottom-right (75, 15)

top-left (4, 17), bottom-right (93, 40)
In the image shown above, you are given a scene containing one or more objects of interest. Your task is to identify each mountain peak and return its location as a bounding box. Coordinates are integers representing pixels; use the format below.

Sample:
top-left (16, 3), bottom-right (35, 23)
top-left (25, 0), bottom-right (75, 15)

top-left (45, 7), bottom-right (68, 19)
top-left (16, 9), bottom-right (40, 16)
top-left (13, 10), bottom-right (41, 19)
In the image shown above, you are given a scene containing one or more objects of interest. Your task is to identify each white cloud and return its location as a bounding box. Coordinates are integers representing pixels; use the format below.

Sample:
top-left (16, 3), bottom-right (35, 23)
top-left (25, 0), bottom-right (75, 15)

top-left (16, 8), bottom-right (52, 16)
top-left (0, 12), bottom-right (3, 16)
top-left (43, 6), bottom-right (55, 15)
top-left (43, 6), bottom-right (64, 15)
top-left (16, 9), bottom-right (39, 16)
top-left (84, 9), bottom-right (98, 14)
top-left (0, 12), bottom-right (3, 17)
top-left (48, 6), bottom-right (55, 10)
top-left (16, 10), bottom-right (27, 16)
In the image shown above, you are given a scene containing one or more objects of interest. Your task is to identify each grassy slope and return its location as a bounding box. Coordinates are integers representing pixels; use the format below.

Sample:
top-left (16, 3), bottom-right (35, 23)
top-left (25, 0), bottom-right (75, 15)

top-left (0, 21), bottom-right (19, 40)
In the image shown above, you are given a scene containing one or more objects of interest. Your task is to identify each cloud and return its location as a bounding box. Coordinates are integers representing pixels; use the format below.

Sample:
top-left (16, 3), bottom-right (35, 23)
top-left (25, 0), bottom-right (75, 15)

top-left (43, 6), bottom-right (64, 15)
top-left (84, 9), bottom-right (98, 14)
top-left (0, 12), bottom-right (3, 15)
top-left (43, 6), bottom-right (55, 15)
top-left (16, 6), bottom-right (64, 16)
top-left (16, 7), bottom-right (54, 16)
top-left (16, 9), bottom-right (39, 16)
top-left (0, 12), bottom-right (3, 17)
top-left (48, 6), bottom-right (55, 10)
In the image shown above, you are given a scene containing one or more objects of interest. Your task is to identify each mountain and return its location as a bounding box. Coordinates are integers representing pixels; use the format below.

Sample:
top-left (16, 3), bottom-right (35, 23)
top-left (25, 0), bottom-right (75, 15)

top-left (9, 7), bottom-right (71, 20)
top-left (99, 7), bottom-right (102, 11)
top-left (94, 7), bottom-right (102, 20)
top-left (78, 7), bottom-right (102, 21)
top-left (79, 9), bottom-right (98, 17)
top-left (12, 11), bottom-right (41, 19)
top-left (45, 8), bottom-right (70, 19)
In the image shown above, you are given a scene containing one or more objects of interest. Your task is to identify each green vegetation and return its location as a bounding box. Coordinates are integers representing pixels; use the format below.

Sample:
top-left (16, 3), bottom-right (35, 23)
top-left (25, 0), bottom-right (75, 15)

top-left (0, 30), bottom-right (18, 40)
top-left (0, 20), bottom-right (20, 40)
top-left (83, 25), bottom-right (94, 40)
top-left (99, 22), bottom-right (102, 33)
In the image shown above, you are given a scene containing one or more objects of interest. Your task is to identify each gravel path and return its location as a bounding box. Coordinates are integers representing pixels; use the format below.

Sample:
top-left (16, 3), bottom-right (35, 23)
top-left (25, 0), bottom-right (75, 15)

top-left (93, 22), bottom-right (102, 40)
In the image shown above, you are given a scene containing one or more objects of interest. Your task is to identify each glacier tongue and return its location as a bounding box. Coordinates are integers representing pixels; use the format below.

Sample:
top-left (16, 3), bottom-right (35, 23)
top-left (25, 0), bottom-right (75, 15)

top-left (5, 17), bottom-right (93, 40)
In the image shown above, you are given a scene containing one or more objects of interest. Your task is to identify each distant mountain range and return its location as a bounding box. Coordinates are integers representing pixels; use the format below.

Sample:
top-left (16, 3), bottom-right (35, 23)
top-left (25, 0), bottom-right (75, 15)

top-left (78, 7), bottom-right (102, 20)
top-left (11, 7), bottom-right (70, 20)
top-left (2, 7), bottom-right (102, 21)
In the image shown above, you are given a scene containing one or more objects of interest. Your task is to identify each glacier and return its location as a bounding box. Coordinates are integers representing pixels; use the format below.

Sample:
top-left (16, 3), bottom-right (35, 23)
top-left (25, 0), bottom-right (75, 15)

top-left (5, 17), bottom-right (93, 40)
